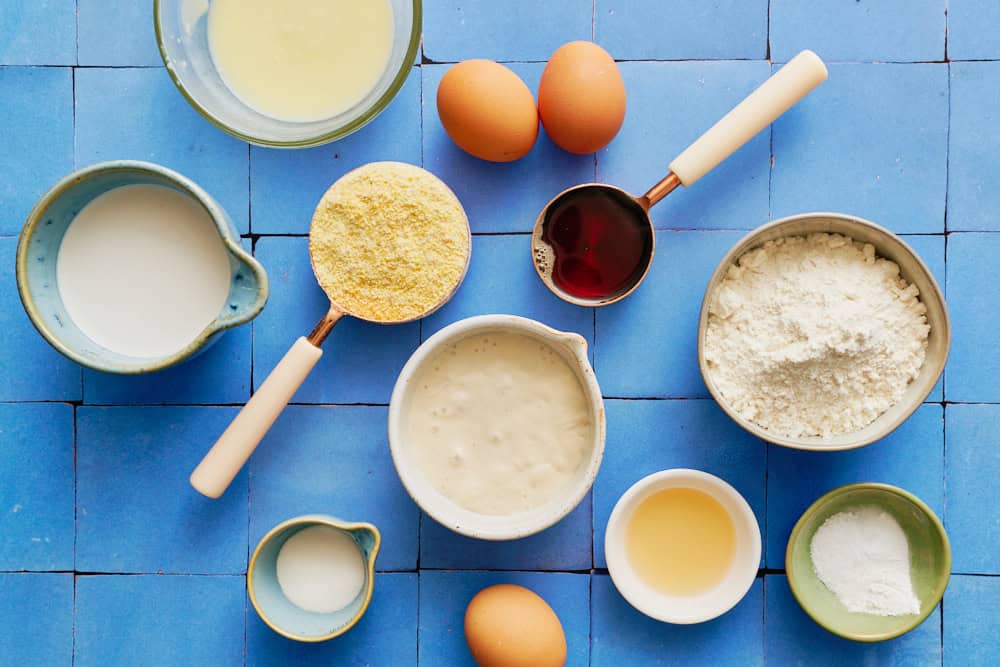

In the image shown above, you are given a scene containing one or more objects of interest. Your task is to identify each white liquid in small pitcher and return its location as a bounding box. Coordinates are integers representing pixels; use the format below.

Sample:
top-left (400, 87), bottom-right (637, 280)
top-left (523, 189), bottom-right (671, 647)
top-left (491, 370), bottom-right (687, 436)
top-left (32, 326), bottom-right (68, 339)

top-left (276, 525), bottom-right (366, 614)
top-left (56, 184), bottom-right (231, 359)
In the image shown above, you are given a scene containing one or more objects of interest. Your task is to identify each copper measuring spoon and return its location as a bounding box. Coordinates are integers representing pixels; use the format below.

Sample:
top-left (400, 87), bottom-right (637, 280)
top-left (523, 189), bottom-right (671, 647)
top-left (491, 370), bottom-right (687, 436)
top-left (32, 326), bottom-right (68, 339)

top-left (190, 163), bottom-right (471, 499)
top-left (532, 50), bottom-right (828, 307)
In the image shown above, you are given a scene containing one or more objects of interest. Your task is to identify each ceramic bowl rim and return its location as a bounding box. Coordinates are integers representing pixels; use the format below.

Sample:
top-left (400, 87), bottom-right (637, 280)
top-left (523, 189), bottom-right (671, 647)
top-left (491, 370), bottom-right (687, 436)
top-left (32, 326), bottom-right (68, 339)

top-left (153, 0), bottom-right (423, 149)
top-left (784, 482), bottom-right (952, 643)
top-left (387, 314), bottom-right (606, 540)
top-left (604, 468), bottom-right (762, 624)
top-left (696, 211), bottom-right (951, 451)
top-left (15, 159), bottom-right (269, 374)
top-left (247, 514), bottom-right (382, 643)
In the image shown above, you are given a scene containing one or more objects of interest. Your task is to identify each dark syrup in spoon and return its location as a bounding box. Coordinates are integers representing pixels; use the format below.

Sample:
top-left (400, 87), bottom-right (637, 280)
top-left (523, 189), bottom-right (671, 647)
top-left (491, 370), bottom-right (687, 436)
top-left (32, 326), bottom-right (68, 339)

top-left (541, 187), bottom-right (653, 300)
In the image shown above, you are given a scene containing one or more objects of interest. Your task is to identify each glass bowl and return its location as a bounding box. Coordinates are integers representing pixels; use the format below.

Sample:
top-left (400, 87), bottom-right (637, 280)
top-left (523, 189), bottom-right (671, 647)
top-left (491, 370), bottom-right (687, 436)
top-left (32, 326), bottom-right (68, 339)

top-left (154, 0), bottom-right (421, 148)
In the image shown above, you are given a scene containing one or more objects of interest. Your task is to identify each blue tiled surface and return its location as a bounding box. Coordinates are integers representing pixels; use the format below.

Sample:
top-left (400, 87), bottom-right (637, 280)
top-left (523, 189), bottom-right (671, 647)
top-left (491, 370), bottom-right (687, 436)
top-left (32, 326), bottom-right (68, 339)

top-left (3, 1), bottom-right (1000, 665)
top-left (943, 405), bottom-right (1000, 574)
top-left (0, 404), bottom-right (74, 571)
top-left (946, 234), bottom-right (1000, 402)
top-left (77, 0), bottom-right (160, 66)
top-left (765, 575), bottom-right (942, 665)
top-left (592, 575), bottom-right (764, 665)
top-left (0, 67), bottom-right (74, 236)
top-left (948, 63), bottom-right (1000, 232)
top-left (943, 575), bottom-right (1000, 666)
top-left (75, 575), bottom-right (245, 667)
top-left (771, 63), bottom-right (949, 234)
top-left (0, 1), bottom-right (75, 65)
top-left (948, 0), bottom-right (1000, 61)
top-left (595, 1), bottom-right (767, 61)
top-left (419, 571), bottom-right (591, 666)
top-left (0, 573), bottom-right (74, 666)
top-left (770, 0), bottom-right (946, 63)
top-left (76, 407), bottom-right (248, 574)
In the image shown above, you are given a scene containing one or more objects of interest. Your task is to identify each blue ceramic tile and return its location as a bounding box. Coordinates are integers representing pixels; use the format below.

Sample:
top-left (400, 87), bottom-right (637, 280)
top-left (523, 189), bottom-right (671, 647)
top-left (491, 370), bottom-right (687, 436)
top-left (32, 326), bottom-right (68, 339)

top-left (765, 574), bottom-right (941, 665)
top-left (0, 237), bottom-right (81, 401)
top-left (83, 327), bottom-right (252, 405)
top-left (948, 0), bottom-right (1000, 61)
top-left (594, 230), bottom-right (743, 398)
top-left (944, 575), bottom-right (1000, 665)
top-left (591, 574), bottom-right (763, 666)
top-left (249, 406), bottom-right (418, 572)
top-left (593, 399), bottom-right (766, 568)
top-left (599, 61), bottom-right (771, 232)
top-left (901, 234), bottom-right (946, 401)
top-left (78, 0), bottom-right (162, 66)
top-left (0, 67), bottom-right (74, 235)
top-left (946, 234), bottom-right (1000, 402)
top-left (765, 404), bottom-right (944, 568)
top-left (252, 237), bottom-right (419, 404)
top-left (247, 573), bottom-right (417, 666)
top-left (0, 1), bottom-right (75, 65)
top-left (0, 404), bottom-right (74, 571)
top-left (75, 67), bottom-right (251, 235)
top-left (948, 63), bottom-right (1000, 232)
top-left (595, 1), bottom-right (767, 60)
top-left (944, 405), bottom-right (1000, 574)
top-left (422, 63), bottom-right (594, 234)
top-left (422, 0), bottom-right (592, 62)
top-left (771, 63), bottom-right (948, 234)
top-left (0, 574), bottom-right (73, 666)
top-left (75, 574), bottom-right (245, 667)
top-left (770, 0), bottom-right (945, 63)
top-left (420, 493), bottom-right (592, 570)
top-left (421, 235), bottom-right (594, 353)
top-left (250, 67), bottom-right (422, 235)
top-left (418, 571), bottom-right (591, 667)
top-left (76, 407), bottom-right (249, 574)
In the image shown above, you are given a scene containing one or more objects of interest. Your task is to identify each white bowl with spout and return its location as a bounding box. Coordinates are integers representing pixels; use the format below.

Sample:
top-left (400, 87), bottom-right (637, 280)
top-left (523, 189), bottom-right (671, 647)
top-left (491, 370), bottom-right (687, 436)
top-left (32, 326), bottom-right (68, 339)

top-left (388, 314), bottom-right (605, 541)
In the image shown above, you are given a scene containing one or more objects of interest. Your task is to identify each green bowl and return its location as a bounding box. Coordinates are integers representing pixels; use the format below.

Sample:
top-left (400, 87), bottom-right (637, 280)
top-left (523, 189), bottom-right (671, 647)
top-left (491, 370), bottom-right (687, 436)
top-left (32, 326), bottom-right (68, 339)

top-left (786, 482), bottom-right (950, 643)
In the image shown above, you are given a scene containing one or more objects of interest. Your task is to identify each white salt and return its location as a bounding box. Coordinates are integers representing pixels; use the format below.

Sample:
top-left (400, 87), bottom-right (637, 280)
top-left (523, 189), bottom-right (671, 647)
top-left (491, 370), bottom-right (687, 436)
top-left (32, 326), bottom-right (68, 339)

top-left (276, 525), bottom-right (366, 614)
top-left (809, 506), bottom-right (921, 616)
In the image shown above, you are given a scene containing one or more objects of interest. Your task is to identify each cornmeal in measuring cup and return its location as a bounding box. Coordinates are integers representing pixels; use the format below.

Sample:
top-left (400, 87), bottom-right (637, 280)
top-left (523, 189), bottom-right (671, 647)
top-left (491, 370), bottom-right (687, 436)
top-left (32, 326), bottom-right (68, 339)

top-left (309, 162), bottom-right (470, 322)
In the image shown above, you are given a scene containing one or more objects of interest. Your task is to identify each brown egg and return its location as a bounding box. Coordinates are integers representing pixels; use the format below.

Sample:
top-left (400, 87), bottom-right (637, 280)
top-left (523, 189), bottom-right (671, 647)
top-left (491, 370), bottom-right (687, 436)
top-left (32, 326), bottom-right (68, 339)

top-left (538, 41), bottom-right (626, 154)
top-left (437, 60), bottom-right (539, 162)
top-left (464, 584), bottom-right (567, 667)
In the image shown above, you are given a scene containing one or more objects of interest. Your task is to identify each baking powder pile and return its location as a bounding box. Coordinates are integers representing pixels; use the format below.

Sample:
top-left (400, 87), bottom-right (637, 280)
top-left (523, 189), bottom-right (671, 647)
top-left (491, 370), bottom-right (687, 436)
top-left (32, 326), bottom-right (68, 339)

top-left (310, 162), bottom-right (471, 322)
top-left (809, 506), bottom-right (921, 616)
top-left (704, 233), bottom-right (929, 438)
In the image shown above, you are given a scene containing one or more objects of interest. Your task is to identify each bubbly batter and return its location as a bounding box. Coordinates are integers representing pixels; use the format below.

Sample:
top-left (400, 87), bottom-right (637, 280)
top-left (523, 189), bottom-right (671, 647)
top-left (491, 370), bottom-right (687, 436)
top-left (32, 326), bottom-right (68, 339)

top-left (404, 331), bottom-right (594, 515)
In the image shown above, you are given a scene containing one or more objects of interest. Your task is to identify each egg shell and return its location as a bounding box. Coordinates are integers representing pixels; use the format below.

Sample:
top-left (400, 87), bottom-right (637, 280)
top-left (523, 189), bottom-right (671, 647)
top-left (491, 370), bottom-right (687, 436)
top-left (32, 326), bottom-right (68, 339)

top-left (464, 584), bottom-right (567, 667)
top-left (539, 41), bottom-right (626, 154)
top-left (437, 60), bottom-right (539, 163)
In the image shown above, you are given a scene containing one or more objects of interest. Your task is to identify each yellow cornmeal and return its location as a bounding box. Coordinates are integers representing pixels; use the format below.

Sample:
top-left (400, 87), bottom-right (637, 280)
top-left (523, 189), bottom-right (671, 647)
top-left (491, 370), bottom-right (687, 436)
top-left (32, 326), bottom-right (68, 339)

top-left (309, 162), bottom-right (471, 322)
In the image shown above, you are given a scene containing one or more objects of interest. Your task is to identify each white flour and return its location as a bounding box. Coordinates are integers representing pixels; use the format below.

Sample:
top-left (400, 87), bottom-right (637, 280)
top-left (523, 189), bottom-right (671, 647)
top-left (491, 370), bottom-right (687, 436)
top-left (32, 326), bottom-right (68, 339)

top-left (704, 233), bottom-right (929, 438)
top-left (809, 507), bottom-right (921, 616)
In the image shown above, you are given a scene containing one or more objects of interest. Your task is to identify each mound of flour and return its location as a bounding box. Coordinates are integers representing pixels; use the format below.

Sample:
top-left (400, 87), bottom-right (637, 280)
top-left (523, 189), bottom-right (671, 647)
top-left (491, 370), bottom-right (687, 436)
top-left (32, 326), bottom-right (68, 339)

top-left (704, 233), bottom-right (929, 438)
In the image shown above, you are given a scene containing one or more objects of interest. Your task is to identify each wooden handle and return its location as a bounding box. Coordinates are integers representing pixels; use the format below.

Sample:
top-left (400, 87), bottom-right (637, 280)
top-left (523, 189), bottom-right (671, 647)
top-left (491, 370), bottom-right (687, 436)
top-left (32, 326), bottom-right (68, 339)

top-left (669, 50), bottom-right (827, 186)
top-left (190, 337), bottom-right (323, 498)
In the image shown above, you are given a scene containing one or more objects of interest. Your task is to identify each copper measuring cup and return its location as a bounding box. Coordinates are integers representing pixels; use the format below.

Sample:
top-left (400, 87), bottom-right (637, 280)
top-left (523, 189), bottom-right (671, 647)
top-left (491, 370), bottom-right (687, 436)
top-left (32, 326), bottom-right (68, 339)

top-left (190, 162), bottom-right (471, 499)
top-left (532, 50), bottom-right (828, 307)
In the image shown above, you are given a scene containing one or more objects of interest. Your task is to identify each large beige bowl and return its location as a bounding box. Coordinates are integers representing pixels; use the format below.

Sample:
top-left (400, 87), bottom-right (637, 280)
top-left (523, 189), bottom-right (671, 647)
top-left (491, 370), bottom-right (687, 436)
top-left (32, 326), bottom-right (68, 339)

top-left (697, 212), bottom-right (949, 451)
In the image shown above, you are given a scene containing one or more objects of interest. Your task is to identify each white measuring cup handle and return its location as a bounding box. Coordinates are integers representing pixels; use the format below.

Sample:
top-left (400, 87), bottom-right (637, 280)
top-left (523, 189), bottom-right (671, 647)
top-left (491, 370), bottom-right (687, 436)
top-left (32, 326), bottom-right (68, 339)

top-left (190, 336), bottom-right (323, 498)
top-left (668, 50), bottom-right (828, 187)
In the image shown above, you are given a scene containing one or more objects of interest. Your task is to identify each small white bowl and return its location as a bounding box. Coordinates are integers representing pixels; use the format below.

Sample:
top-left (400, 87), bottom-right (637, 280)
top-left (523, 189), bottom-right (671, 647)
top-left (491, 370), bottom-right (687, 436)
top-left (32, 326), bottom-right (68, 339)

top-left (388, 314), bottom-right (605, 541)
top-left (605, 469), bottom-right (761, 624)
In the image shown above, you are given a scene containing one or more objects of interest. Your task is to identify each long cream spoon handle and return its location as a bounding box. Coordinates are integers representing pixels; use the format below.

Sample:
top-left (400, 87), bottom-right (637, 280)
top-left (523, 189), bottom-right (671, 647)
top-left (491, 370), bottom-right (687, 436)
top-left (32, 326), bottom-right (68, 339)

top-left (669, 50), bottom-right (828, 187)
top-left (190, 337), bottom-right (322, 498)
